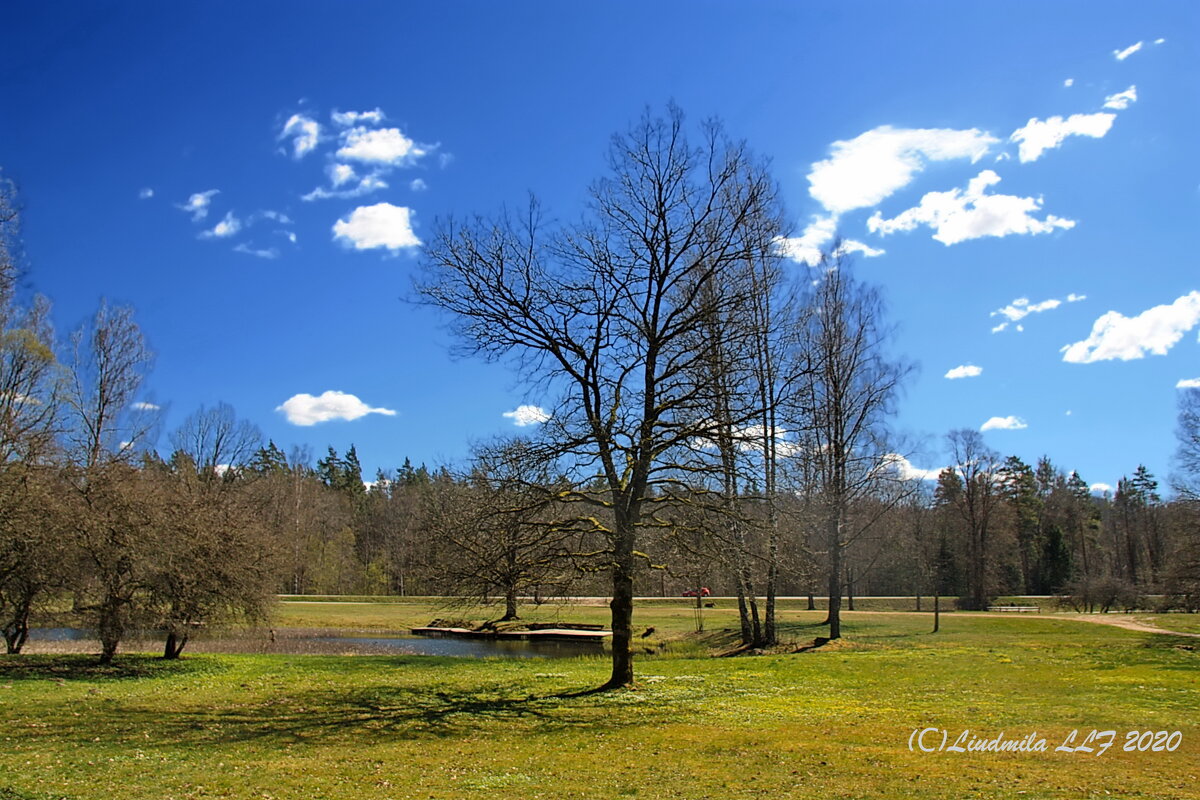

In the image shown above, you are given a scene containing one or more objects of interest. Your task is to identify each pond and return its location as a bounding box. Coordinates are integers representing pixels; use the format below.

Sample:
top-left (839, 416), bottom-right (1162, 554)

top-left (25, 628), bottom-right (605, 659)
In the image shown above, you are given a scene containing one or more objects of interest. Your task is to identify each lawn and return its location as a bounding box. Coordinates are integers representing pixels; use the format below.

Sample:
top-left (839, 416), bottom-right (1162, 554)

top-left (2, 608), bottom-right (1197, 799)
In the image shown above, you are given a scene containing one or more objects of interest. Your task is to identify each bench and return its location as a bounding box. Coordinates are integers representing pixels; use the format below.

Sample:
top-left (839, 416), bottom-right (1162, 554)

top-left (987, 605), bottom-right (1040, 613)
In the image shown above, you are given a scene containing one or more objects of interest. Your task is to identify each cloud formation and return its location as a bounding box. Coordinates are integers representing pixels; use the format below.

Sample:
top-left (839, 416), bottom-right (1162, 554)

top-left (503, 405), bottom-right (550, 426)
top-left (944, 364), bottom-right (983, 379)
top-left (332, 108), bottom-right (385, 127)
top-left (280, 114), bottom-right (321, 158)
top-left (1113, 41), bottom-right (1143, 61)
top-left (336, 127), bottom-right (426, 166)
top-left (1177, 378), bottom-right (1200, 389)
top-left (1009, 113), bottom-right (1116, 163)
top-left (1061, 291), bottom-right (1200, 363)
top-left (883, 453), bottom-right (943, 481)
top-left (990, 292), bottom-right (1084, 333)
top-left (302, 173), bottom-right (388, 202)
top-left (807, 126), bottom-right (997, 215)
top-left (867, 170), bottom-right (1074, 246)
top-left (177, 189), bottom-right (219, 221)
top-left (130, 401), bottom-right (160, 411)
top-left (332, 203), bottom-right (421, 252)
top-left (981, 415), bottom-right (1028, 431)
top-left (233, 243), bottom-right (279, 259)
top-left (138, 188), bottom-right (154, 199)
top-left (276, 390), bottom-right (397, 426)
top-left (1090, 482), bottom-right (1113, 494)
top-left (199, 211), bottom-right (241, 239)
top-left (1103, 85), bottom-right (1138, 110)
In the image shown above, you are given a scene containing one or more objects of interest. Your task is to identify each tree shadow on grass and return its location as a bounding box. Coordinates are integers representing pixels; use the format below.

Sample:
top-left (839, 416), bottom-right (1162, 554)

top-left (0, 654), bottom-right (225, 682)
top-left (80, 680), bottom-right (666, 747)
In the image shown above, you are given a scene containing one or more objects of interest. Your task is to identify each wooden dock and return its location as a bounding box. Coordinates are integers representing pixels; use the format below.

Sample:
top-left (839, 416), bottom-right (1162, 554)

top-left (411, 626), bottom-right (611, 642)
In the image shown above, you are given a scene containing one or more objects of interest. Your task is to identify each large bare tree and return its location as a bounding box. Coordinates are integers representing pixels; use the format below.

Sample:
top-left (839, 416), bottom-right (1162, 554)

top-left (418, 106), bottom-right (786, 688)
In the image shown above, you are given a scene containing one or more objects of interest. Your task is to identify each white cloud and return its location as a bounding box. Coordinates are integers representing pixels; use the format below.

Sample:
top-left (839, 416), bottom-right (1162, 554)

top-left (1064, 78), bottom-right (1075, 88)
top-left (177, 189), bottom-right (219, 221)
top-left (332, 108), bottom-right (385, 127)
top-left (945, 364), bottom-right (983, 379)
top-left (131, 401), bottom-right (160, 411)
top-left (234, 243), bottom-right (279, 259)
top-left (1114, 41), bottom-right (1143, 60)
top-left (1067, 293), bottom-right (1087, 303)
top-left (410, 178), bottom-right (428, 191)
top-left (1177, 378), bottom-right (1200, 389)
top-left (302, 173), bottom-right (388, 202)
top-left (256, 209), bottom-right (293, 225)
top-left (981, 415), bottom-right (1028, 432)
top-left (1061, 291), bottom-right (1200, 364)
top-left (1010, 113), bottom-right (1115, 162)
top-left (868, 170), bottom-right (1075, 246)
top-left (199, 211), bottom-right (242, 239)
top-left (807, 125), bottom-right (997, 215)
top-left (1090, 482), bottom-right (1113, 494)
top-left (1154, 38), bottom-right (1165, 45)
top-left (336, 127), bottom-right (426, 166)
top-left (990, 292), bottom-right (1085, 332)
top-left (775, 216), bottom-right (836, 266)
top-left (775, 217), bottom-right (884, 266)
top-left (280, 114), bottom-right (321, 159)
top-left (138, 188), bottom-right (154, 199)
top-left (329, 163), bottom-right (357, 187)
top-left (332, 203), bottom-right (421, 252)
top-left (1103, 85), bottom-right (1138, 110)
top-left (502, 405), bottom-right (550, 427)
top-left (882, 453), bottom-right (943, 481)
top-left (276, 390), bottom-right (397, 426)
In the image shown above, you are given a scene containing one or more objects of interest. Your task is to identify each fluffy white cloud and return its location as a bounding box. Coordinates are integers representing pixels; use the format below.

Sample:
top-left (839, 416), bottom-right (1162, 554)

top-left (410, 178), bottom-right (428, 191)
top-left (302, 173), bottom-right (388, 202)
top-left (1090, 482), bottom-right (1113, 494)
top-left (807, 126), bottom-right (997, 215)
top-left (775, 217), bottom-right (884, 266)
top-left (200, 211), bottom-right (241, 239)
top-left (332, 108), bottom-right (385, 127)
top-left (945, 364), bottom-right (983, 379)
top-left (1103, 85), bottom-right (1138, 110)
top-left (1061, 291), bottom-right (1200, 363)
top-left (1177, 378), bottom-right (1200, 389)
top-left (882, 453), bottom-right (943, 481)
top-left (868, 170), bottom-right (1074, 246)
top-left (1114, 41), bottom-right (1143, 60)
top-left (336, 127), bottom-right (426, 165)
top-left (1155, 38), bottom-right (1166, 45)
top-left (1063, 78), bottom-right (1075, 88)
top-left (234, 242), bottom-right (279, 259)
top-left (276, 390), bottom-right (396, 426)
top-left (130, 401), bottom-right (160, 411)
top-left (1067, 293), bottom-right (1087, 303)
top-left (503, 405), bottom-right (550, 426)
top-left (138, 188), bottom-right (154, 199)
top-left (280, 114), bottom-right (321, 158)
top-left (329, 163), bottom-right (357, 187)
top-left (1009, 113), bottom-right (1115, 162)
top-left (332, 203), bottom-right (421, 252)
top-left (178, 189), bottom-right (219, 221)
top-left (981, 415), bottom-right (1028, 432)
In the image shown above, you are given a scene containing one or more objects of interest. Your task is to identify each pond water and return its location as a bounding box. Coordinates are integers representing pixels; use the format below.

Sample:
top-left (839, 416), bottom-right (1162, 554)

top-left (25, 628), bottom-right (604, 659)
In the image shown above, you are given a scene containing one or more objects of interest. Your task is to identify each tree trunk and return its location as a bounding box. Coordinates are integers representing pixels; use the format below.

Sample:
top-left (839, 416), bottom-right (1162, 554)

top-left (807, 592), bottom-right (815, 611)
top-left (97, 595), bottom-right (123, 665)
top-left (602, 520), bottom-right (636, 690)
top-left (846, 565), bottom-right (855, 612)
top-left (2, 592), bottom-right (34, 654)
top-left (502, 584), bottom-right (520, 621)
top-left (933, 592), bottom-right (940, 633)
top-left (162, 630), bottom-right (189, 659)
top-left (827, 512), bottom-right (843, 639)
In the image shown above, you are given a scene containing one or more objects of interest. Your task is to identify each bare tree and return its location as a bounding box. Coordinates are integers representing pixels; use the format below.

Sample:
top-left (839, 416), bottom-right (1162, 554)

top-left (168, 402), bottom-right (263, 481)
top-left (939, 429), bottom-right (1004, 610)
top-left (797, 251), bottom-right (909, 639)
top-left (62, 302), bottom-right (156, 663)
top-left (418, 106), bottom-right (786, 688)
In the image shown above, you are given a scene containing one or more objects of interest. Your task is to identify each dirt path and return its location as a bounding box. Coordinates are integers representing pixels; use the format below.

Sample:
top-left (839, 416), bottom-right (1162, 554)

top-left (1064, 614), bottom-right (1200, 638)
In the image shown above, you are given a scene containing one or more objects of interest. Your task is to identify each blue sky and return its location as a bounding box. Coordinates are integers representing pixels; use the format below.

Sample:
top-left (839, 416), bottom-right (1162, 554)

top-left (2, 1), bottom-right (1197, 493)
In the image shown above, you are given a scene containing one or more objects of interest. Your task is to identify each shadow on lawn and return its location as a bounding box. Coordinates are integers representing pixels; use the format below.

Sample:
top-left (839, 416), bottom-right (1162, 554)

top-left (84, 679), bottom-right (664, 745)
top-left (0, 654), bottom-right (223, 682)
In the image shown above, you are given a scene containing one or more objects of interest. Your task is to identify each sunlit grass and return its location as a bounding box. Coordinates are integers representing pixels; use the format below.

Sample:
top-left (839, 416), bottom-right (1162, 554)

top-left (3, 611), bottom-right (1197, 799)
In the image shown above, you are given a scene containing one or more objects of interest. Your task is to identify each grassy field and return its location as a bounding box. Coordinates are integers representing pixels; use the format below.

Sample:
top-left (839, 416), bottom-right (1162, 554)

top-left (2, 605), bottom-right (1198, 799)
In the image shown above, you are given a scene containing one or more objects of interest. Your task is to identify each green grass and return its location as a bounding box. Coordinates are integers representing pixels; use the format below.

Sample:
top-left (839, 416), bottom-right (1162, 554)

top-left (1133, 613), bottom-right (1200, 634)
top-left (4, 611), bottom-right (1198, 799)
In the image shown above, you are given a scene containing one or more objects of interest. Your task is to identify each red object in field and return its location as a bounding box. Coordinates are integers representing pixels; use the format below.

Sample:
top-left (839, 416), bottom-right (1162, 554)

top-left (681, 587), bottom-right (712, 597)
